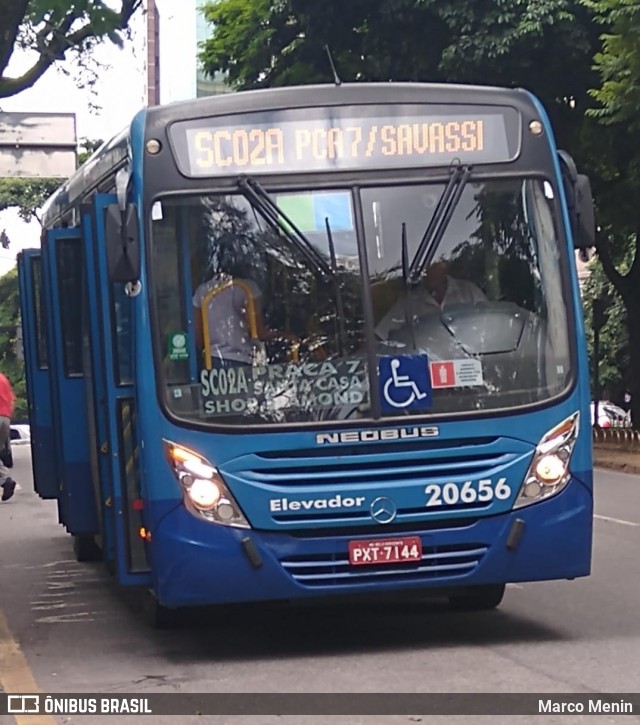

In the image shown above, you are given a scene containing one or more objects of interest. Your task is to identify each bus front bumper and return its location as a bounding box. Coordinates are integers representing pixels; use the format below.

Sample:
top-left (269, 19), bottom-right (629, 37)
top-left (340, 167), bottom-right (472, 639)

top-left (149, 476), bottom-right (592, 608)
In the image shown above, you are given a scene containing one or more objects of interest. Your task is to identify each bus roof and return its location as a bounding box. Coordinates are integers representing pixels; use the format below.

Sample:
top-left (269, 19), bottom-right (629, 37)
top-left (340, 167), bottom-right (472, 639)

top-left (42, 82), bottom-right (534, 227)
top-left (41, 125), bottom-right (132, 227)
top-left (144, 81), bottom-right (532, 126)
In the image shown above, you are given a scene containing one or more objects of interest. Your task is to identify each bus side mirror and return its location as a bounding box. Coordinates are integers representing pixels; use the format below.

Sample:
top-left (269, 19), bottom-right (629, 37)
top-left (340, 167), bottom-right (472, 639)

top-left (575, 174), bottom-right (596, 249)
top-left (558, 150), bottom-right (596, 250)
top-left (105, 203), bottom-right (140, 283)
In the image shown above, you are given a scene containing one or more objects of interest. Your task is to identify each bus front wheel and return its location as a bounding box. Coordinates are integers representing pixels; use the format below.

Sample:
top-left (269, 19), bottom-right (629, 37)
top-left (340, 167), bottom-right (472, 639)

top-left (73, 535), bottom-right (102, 563)
top-left (448, 584), bottom-right (506, 611)
top-left (144, 591), bottom-right (180, 629)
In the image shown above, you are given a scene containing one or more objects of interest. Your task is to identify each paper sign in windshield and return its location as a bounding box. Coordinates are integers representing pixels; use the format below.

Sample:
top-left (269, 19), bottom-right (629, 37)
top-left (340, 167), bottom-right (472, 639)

top-left (430, 359), bottom-right (483, 389)
top-left (199, 358), bottom-right (368, 416)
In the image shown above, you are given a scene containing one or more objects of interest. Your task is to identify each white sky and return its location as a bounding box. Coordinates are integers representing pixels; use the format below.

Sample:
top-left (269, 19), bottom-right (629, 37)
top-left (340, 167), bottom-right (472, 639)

top-left (0, 12), bottom-right (146, 275)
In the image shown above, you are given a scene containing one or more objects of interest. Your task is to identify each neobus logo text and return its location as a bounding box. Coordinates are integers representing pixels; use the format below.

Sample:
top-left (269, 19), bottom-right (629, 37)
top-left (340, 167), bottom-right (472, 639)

top-left (316, 426), bottom-right (439, 445)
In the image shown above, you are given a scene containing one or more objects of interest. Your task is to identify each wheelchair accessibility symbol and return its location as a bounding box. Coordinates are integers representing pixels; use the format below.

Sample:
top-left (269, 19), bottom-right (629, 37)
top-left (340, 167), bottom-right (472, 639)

top-left (378, 355), bottom-right (432, 412)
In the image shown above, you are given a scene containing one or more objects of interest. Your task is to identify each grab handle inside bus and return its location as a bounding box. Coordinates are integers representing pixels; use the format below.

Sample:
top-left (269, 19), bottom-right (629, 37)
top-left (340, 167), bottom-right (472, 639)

top-left (105, 203), bottom-right (141, 283)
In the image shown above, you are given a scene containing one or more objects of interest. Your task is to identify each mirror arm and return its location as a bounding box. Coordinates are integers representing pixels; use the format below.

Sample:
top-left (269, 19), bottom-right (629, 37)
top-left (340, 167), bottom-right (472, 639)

top-left (115, 166), bottom-right (131, 212)
top-left (114, 166), bottom-right (138, 280)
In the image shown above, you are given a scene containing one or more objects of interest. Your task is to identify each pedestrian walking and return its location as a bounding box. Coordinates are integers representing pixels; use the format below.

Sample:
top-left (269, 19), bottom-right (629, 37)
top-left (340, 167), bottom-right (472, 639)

top-left (0, 371), bottom-right (17, 502)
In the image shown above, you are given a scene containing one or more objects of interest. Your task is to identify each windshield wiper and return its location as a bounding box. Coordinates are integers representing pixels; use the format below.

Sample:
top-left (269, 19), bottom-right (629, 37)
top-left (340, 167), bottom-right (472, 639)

top-left (238, 176), bottom-right (348, 356)
top-left (238, 176), bottom-right (334, 281)
top-left (408, 163), bottom-right (472, 284)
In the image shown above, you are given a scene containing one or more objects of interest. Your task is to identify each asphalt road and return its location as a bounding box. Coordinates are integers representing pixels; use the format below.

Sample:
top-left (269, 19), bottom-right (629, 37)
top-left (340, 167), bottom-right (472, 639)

top-left (1, 446), bottom-right (639, 725)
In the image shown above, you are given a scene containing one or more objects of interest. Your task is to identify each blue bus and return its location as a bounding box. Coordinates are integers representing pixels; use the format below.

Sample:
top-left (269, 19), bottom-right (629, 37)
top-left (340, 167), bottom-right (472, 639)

top-left (18, 82), bottom-right (595, 625)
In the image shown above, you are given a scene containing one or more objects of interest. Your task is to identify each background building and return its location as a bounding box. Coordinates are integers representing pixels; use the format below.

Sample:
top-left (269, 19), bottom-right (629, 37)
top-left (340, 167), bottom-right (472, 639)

top-left (147, 0), bottom-right (229, 106)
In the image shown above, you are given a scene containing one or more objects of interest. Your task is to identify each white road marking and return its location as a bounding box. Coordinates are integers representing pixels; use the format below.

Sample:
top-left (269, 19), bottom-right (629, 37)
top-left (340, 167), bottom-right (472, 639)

top-left (30, 602), bottom-right (92, 611)
top-left (45, 581), bottom-right (76, 590)
top-left (23, 559), bottom-right (76, 569)
top-left (35, 611), bottom-right (102, 624)
top-left (595, 514), bottom-right (640, 527)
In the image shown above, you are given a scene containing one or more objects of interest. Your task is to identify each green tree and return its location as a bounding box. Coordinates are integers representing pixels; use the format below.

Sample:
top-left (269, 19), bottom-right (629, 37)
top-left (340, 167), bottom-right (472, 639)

top-left (0, 178), bottom-right (60, 223)
top-left (0, 269), bottom-right (27, 419)
top-left (0, 0), bottom-right (141, 99)
top-left (583, 0), bottom-right (640, 425)
top-left (199, 0), bottom-right (597, 132)
top-left (77, 137), bottom-right (104, 165)
top-left (0, 176), bottom-right (50, 414)
top-left (0, 134), bottom-right (103, 421)
top-left (586, 0), bottom-right (640, 129)
top-left (199, 0), bottom-right (608, 233)
top-left (582, 256), bottom-right (629, 402)
top-left (0, 138), bottom-right (103, 233)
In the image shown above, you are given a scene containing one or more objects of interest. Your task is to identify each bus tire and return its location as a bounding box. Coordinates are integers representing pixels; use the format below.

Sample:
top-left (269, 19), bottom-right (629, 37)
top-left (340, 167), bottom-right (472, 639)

top-left (448, 584), bottom-right (506, 611)
top-left (73, 535), bottom-right (102, 563)
top-left (144, 592), bottom-right (180, 629)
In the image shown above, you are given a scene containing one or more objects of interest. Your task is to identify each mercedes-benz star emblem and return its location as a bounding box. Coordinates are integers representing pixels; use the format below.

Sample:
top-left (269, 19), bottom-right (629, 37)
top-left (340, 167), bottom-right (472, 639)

top-left (370, 496), bottom-right (397, 524)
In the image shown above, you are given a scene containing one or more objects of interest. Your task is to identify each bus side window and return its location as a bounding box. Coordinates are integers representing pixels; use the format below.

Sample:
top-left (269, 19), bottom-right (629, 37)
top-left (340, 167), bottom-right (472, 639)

top-left (112, 283), bottom-right (134, 385)
top-left (32, 257), bottom-right (49, 370)
top-left (56, 239), bottom-right (84, 377)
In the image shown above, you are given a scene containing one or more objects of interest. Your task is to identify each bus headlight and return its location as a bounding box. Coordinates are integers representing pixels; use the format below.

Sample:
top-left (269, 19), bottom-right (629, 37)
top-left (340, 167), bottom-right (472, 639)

top-left (514, 412), bottom-right (579, 509)
top-left (164, 441), bottom-right (250, 528)
top-left (188, 478), bottom-right (221, 510)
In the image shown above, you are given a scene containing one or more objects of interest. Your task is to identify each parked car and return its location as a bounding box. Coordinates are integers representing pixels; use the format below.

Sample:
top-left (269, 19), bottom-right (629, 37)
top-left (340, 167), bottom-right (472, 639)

top-left (590, 401), bottom-right (631, 428)
top-left (9, 424), bottom-right (31, 445)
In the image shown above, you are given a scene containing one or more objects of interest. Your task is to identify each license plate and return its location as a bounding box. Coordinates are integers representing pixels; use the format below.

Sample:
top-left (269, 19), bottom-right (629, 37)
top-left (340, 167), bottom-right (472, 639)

top-left (348, 536), bottom-right (423, 566)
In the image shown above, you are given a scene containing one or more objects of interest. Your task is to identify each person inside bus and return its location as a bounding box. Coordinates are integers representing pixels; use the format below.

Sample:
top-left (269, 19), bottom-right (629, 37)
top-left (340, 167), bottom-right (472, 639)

top-left (374, 260), bottom-right (486, 340)
top-left (193, 273), bottom-right (295, 368)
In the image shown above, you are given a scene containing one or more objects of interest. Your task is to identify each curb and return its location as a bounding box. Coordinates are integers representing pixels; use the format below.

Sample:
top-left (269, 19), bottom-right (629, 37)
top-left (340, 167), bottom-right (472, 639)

top-left (593, 454), bottom-right (640, 476)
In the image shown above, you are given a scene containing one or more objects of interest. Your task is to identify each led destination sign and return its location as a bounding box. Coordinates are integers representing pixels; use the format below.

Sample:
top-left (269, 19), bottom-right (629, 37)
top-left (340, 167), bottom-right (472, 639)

top-left (169, 104), bottom-right (519, 176)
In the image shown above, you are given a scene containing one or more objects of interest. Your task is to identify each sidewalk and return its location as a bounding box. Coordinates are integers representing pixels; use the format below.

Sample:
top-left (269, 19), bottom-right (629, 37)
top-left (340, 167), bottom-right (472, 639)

top-left (593, 445), bottom-right (640, 475)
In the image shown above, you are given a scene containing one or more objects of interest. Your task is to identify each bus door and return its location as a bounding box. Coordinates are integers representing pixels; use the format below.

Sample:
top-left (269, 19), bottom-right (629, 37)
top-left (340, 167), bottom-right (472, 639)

top-left (82, 195), bottom-right (151, 586)
top-left (17, 250), bottom-right (58, 499)
top-left (43, 229), bottom-right (99, 547)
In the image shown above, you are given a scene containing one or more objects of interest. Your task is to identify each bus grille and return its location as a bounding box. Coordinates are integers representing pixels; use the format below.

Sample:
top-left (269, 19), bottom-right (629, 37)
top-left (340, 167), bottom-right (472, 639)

top-left (243, 439), bottom-right (513, 489)
top-left (279, 542), bottom-right (488, 588)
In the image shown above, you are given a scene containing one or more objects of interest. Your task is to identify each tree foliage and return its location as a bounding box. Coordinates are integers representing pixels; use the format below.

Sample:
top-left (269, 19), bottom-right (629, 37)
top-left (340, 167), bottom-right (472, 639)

top-left (0, 138), bottom-right (103, 231)
top-left (578, 0), bottom-right (640, 424)
top-left (0, 1), bottom-right (136, 418)
top-left (200, 0), bottom-right (597, 128)
top-left (0, 0), bottom-right (141, 99)
top-left (582, 255), bottom-right (629, 402)
top-left (0, 178), bottom-right (60, 222)
top-left (199, 0), bottom-right (603, 196)
top-left (0, 132), bottom-right (103, 421)
top-left (0, 269), bottom-right (27, 419)
top-left (586, 0), bottom-right (640, 130)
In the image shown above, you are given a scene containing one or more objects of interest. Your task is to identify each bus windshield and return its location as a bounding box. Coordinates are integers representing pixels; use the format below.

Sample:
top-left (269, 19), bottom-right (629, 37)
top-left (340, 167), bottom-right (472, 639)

top-left (151, 176), bottom-right (572, 426)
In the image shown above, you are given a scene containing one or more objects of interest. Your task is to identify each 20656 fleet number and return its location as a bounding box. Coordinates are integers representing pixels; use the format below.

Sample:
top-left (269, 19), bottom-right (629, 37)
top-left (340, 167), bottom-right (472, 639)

top-left (425, 477), bottom-right (511, 507)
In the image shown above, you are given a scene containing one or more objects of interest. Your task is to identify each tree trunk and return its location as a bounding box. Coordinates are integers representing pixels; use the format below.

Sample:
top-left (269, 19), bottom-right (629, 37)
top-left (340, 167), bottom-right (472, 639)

top-left (626, 305), bottom-right (640, 428)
